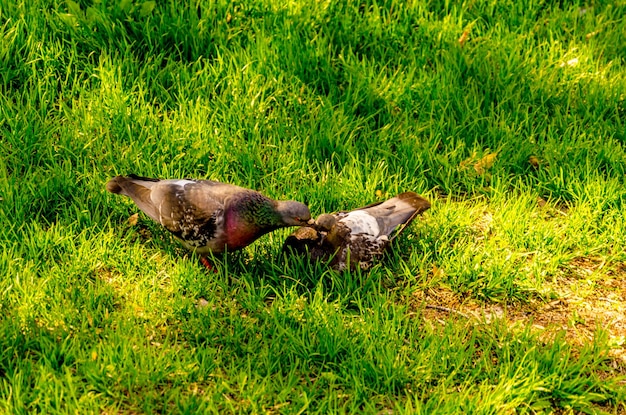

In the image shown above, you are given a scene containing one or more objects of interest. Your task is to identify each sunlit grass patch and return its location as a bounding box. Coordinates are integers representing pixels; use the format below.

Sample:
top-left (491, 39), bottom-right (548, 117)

top-left (1, 0), bottom-right (625, 413)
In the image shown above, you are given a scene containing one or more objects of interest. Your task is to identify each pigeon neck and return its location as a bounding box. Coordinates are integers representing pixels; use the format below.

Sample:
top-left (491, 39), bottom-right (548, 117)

top-left (224, 195), bottom-right (281, 249)
top-left (237, 194), bottom-right (281, 227)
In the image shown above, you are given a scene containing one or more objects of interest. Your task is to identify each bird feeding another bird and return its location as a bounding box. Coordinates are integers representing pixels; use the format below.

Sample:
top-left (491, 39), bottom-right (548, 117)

top-left (283, 192), bottom-right (431, 270)
top-left (106, 174), bottom-right (312, 269)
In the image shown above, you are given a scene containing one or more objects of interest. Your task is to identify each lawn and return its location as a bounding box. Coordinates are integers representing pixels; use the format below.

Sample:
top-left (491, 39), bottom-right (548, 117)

top-left (1, 0), bottom-right (625, 413)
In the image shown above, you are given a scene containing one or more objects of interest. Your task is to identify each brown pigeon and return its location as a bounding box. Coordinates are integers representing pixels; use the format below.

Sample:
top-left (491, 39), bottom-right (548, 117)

top-left (283, 192), bottom-right (430, 270)
top-left (107, 174), bottom-right (312, 267)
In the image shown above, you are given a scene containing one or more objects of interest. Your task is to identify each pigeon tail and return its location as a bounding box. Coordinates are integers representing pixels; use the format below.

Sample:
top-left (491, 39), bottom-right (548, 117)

top-left (105, 176), bottom-right (125, 194)
top-left (359, 191), bottom-right (431, 238)
top-left (106, 175), bottom-right (160, 222)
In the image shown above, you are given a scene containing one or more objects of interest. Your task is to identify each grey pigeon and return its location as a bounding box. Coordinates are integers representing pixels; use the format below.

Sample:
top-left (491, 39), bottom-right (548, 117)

top-left (107, 175), bottom-right (312, 265)
top-left (283, 192), bottom-right (430, 270)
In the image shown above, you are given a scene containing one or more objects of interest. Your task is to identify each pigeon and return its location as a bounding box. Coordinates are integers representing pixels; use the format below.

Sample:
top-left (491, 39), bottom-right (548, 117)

top-left (106, 174), bottom-right (312, 267)
top-left (283, 192), bottom-right (430, 270)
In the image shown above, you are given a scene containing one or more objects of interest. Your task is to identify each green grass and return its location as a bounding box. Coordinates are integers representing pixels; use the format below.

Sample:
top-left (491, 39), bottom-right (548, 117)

top-left (1, 0), bottom-right (625, 413)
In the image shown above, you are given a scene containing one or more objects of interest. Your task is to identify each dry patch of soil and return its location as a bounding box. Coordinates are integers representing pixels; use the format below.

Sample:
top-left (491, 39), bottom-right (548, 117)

top-left (415, 264), bottom-right (626, 366)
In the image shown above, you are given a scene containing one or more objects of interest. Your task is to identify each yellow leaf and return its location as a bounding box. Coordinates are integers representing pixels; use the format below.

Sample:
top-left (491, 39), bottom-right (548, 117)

top-left (458, 23), bottom-right (473, 47)
top-left (458, 29), bottom-right (470, 46)
top-left (474, 152), bottom-right (497, 174)
top-left (432, 266), bottom-right (445, 278)
top-left (459, 153), bottom-right (476, 171)
top-left (537, 197), bottom-right (547, 208)
top-left (529, 155), bottom-right (540, 168)
top-left (91, 350), bottom-right (98, 361)
top-left (128, 213), bottom-right (139, 226)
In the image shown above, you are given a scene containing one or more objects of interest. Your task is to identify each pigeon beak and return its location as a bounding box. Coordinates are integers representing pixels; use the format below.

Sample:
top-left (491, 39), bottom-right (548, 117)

top-left (307, 218), bottom-right (315, 225)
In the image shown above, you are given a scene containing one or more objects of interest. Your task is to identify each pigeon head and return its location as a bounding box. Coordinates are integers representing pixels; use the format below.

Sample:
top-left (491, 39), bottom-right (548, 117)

top-left (275, 201), bottom-right (312, 226)
top-left (315, 214), bottom-right (336, 231)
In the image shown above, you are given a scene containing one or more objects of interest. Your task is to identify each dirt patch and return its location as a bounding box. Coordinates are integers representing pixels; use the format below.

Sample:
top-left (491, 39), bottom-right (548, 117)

top-left (414, 270), bottom-right (626, 365)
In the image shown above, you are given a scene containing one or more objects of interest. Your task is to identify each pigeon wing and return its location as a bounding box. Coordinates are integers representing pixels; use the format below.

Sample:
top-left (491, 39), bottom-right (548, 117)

top-left (147, 179), bottom-right (249, 242)
top-left (108, 175), bottom-right (244, 243)
top-left (356, 192), bottom-right (430, 239)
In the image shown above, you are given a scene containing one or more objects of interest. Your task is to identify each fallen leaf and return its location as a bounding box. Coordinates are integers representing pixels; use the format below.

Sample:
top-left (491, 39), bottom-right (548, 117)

top-left (537, 197), bottom-right (547, 208)
top-left (459, 152), bottom-right (477, 171)
top-left (128, 213), bottom-right (139, 226)
top-left (458, 24), bottom-right (472, 47)
top-left (474, 152), bottom-right (497, 174)
top-left (458, 29), bottom-right (470, 46)
top-left (432, 266), bottom-right (445, 279)
top-left (529, 155), bottom-right (540, 168)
